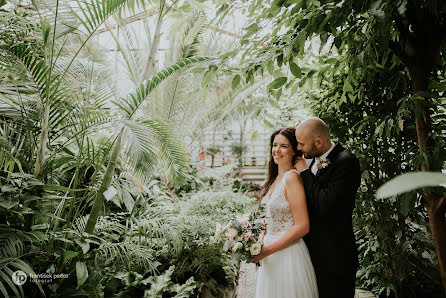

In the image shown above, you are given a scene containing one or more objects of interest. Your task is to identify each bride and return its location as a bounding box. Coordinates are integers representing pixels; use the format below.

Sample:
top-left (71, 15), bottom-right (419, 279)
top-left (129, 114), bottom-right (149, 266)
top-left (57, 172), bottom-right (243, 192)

top-left (253, 127), bottom-right (318, 298)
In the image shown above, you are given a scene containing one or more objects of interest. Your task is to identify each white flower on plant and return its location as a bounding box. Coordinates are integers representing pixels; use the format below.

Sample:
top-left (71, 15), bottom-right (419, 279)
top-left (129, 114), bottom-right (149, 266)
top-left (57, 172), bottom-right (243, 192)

top-left (250, 243), bottom-right (262, 255)
top-left (214, 223), bottom-right (225, 240)
top-left (223, 240), bottom-right (231, 251)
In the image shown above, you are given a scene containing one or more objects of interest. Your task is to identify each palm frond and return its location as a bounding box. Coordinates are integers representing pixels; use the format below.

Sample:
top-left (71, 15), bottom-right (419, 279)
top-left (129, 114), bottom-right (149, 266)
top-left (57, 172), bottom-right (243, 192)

top-left (180, 11), bottom-right (207, 58)
top-left (97, 241), bottom-right (158, 273)
top-left (5, 45), bottom-right (89, 150)
top-left (82, 213), bottom-right (160, 273)
top-left (134, 205), bottom-right (183, 255)
top-left (0, 87), bottom-right (42, 131)
top-left (0, 136), bottom-right (23, 181)
top-left (32, 0), bottom-right (78, 38)
top-left (72, 0), bottom-right (141, 36)
top-left (0, 227), bottom-right (45, 297)
top-left (189, 77), bottom-right (269, 144)
top-left (9, 44), bottom-right (65, 104)
top-left (147, 70), bottom-right (196, 124)
top-left (73, 215), bottom-right (88, 233)
top-left (114, 56), bottom-right (215, 118)
top-left (105, 19), bottom-right (142, 85)
top-left (39, 0), bottom-right (148, 93)
top-left (120, 119), bottom-right (189, 185)
top-left (48, 56), bottom-right (113, 135)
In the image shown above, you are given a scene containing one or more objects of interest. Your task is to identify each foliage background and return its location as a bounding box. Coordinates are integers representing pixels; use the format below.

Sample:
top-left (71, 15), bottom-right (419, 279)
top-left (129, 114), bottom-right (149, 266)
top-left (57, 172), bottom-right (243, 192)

top-left (1, 0), bottom-right (446, 297)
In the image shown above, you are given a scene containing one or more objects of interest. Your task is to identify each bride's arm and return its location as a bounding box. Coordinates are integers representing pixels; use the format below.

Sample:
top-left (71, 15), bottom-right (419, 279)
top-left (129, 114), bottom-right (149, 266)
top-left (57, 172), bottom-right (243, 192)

top-left (252, 172), bottom-right (309, 263)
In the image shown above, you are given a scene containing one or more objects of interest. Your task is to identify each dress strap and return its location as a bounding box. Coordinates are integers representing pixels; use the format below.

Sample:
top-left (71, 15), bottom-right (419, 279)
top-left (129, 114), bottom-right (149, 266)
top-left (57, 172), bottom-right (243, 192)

top-left (281, 169), bottom-right (299, 183)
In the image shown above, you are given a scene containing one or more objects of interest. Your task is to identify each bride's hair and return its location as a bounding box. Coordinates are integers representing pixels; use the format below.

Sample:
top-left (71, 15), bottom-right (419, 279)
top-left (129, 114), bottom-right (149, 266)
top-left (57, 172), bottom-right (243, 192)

top-left (259, 127), bottom-right (301, 201)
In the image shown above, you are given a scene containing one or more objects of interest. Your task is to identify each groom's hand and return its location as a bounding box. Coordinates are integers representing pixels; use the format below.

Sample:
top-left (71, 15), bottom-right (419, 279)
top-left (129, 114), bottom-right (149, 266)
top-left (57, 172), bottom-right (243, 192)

top-left (294, 157), bottom-right (309, 173)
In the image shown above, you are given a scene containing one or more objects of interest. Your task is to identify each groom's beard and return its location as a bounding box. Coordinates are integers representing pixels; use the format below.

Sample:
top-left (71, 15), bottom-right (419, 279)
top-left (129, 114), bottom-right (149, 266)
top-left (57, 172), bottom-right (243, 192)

top-left (303, 145), bottom-right (323, 159)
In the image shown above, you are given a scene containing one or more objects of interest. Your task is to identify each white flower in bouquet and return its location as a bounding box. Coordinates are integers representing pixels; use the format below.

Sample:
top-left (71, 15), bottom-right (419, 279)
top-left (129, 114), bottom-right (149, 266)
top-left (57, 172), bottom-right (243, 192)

top-left (241, 230), bottom-right (255, 241)
top-left (227, 228), bottom-right (238, 241)
top-left (232, 242), bottom-right (243, 252)
top-left (237, 214), bottom-right (251, 228)
top-left (250, 243), bottom-right (262, 255)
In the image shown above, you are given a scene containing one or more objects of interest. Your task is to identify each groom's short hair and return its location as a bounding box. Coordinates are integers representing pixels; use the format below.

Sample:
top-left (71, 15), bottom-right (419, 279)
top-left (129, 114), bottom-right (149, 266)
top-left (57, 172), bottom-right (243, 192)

top-left (299, 117), bottom-right (330, 141)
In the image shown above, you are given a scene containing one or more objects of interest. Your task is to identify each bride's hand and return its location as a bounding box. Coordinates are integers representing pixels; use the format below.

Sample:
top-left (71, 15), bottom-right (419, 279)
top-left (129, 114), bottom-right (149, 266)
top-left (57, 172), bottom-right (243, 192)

top-left (251, 245), bottom-right (272, 264)
top-left (294, 157), bottom-right (308, 173)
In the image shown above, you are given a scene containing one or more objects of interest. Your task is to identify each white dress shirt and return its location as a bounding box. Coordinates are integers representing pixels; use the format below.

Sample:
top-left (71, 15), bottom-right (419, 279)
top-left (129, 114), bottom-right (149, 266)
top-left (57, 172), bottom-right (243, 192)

top-left (305, 141), bottom-right (335, 175)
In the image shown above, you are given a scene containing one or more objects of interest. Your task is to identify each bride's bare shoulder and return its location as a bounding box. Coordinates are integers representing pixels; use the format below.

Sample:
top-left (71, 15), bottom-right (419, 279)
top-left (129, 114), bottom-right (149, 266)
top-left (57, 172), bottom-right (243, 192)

top-left (284, 170), bottom-right (302, 185)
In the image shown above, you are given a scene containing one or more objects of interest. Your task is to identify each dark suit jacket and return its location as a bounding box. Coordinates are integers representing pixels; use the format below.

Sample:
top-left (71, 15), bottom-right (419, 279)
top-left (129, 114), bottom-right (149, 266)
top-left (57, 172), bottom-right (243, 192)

top-left (300, 143), bottom-right (360, 277)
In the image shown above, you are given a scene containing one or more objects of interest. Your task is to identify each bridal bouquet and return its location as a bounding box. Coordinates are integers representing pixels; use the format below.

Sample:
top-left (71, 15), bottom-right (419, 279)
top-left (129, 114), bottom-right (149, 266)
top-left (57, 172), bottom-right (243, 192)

top-left (214, 205), bottom-right (266, 263)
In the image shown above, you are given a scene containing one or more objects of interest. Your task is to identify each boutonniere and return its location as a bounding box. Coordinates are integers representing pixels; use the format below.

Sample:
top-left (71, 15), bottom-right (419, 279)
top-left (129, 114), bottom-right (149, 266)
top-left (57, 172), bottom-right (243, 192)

top-left (317, 157), bottom-right (331, 169)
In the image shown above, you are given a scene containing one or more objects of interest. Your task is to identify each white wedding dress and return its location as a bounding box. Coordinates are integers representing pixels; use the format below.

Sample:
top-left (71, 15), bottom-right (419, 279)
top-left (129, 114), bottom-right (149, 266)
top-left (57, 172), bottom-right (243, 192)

top-left (255, 170), bottom-right (318, 298)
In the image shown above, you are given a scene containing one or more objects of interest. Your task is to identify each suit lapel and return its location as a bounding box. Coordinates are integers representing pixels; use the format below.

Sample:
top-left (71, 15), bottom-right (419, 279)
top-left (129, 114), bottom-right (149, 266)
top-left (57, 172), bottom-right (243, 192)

top-left (327, 142), bottom-right (344, 161)
top-left (316, 142), bottom-right (344, 178)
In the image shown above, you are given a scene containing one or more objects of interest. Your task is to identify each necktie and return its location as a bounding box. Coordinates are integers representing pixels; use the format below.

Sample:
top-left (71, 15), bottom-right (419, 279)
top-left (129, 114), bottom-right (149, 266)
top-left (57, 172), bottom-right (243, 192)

top-left (309, 158), bottom-right (316, 174)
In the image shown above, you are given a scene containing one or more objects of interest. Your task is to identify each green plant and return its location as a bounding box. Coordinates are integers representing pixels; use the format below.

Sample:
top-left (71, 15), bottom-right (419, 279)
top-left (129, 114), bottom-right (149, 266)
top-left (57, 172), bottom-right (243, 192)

top-left (0, 174), bottom-right (49, 297)
top-left (230, 142), bottom-right (248, 177)
top-left (171, 190), bottom-right (254, 296)
top-left (239, 0), bottom-right (446, 291)
top-left (85, 56), bottom-right (213, 234)
top-left (305, 54), bottom-right (445, 296)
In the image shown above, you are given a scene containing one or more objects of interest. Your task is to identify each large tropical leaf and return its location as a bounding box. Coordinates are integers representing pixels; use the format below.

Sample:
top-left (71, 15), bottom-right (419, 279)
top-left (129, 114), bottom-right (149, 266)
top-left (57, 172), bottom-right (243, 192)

top-left (376, 172), bottom-right (446, 198)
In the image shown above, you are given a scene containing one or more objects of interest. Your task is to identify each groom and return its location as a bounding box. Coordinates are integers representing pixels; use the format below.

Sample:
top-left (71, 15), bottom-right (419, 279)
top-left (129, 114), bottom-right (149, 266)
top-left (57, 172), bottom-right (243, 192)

top-left (294, 117), bottom-right (361, 298)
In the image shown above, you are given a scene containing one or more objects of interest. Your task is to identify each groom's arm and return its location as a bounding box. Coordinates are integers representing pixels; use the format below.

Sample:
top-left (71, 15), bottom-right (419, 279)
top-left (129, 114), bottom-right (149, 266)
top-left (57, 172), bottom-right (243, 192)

top-left (300, 155), bottom-right (360, 217)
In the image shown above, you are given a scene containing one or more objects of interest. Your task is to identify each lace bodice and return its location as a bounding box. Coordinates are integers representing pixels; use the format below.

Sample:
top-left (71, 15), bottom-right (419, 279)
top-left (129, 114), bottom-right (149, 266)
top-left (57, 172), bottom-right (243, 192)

top-left (262, 170), bottom-right (297, 233)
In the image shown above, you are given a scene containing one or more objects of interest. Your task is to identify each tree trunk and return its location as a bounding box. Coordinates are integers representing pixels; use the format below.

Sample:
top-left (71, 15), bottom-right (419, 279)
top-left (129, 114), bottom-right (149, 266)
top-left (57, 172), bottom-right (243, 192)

top-left (412, 69), bottom-right (446, 293)
top-left (426, 193), bottom-right (446, 290)
top-left (141, 0), bottom-right (165, 81)
top-left (211, 126), bottom-right (216, 168)
top-left (113, 24), bottom-right (119, 95)
top-left (85, 133), bottom-right (122, 234)
top-left (34, 102), bottom-right (50, 179)
top-left (238, 119), bottom-right (245, 177)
